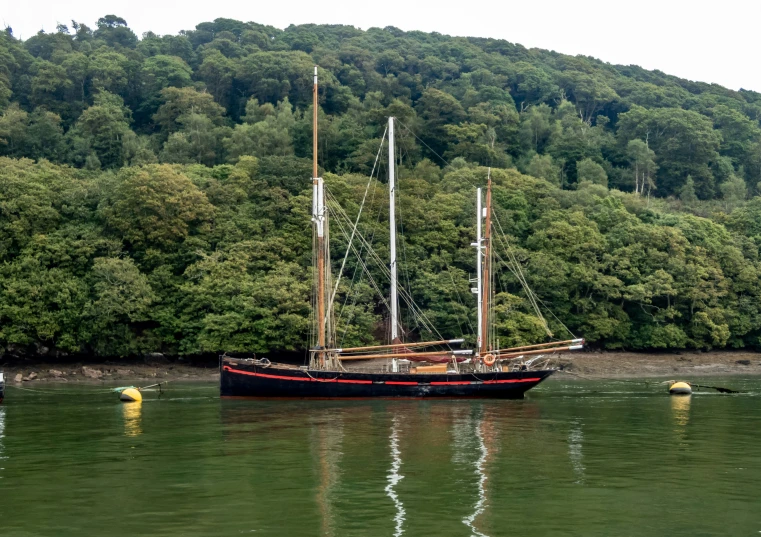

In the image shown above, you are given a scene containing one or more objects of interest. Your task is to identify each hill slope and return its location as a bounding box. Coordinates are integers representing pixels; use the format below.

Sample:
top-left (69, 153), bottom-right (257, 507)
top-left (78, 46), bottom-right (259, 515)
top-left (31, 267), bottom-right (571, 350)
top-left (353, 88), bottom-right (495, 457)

top-left (1, 17), bottom-right (761, 358)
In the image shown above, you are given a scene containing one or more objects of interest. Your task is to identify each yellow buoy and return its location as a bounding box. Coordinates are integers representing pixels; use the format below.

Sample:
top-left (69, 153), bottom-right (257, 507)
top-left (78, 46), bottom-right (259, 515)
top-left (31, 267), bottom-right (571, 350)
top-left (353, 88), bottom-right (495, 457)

top-left (669, 381), bottom-right (692, 395)
top-left (120, 387), bottom-right (142, 402)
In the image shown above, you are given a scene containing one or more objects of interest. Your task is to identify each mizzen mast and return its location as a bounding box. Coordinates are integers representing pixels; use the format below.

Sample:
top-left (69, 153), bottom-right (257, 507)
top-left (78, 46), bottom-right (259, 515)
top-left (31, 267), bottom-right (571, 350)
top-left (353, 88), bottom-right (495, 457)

top-left (312, 66), bottom-right (327, 358)
top-left (475, 187), bottom-right (483, 355)
top-left (479, 173), bottom-right (492, 359)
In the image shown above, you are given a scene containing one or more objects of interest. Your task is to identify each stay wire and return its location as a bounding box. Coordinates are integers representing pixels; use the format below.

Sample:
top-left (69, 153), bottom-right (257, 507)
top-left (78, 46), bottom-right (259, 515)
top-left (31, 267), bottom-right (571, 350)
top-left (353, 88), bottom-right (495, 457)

top-left (328, 125), bottom-right (388, 312)
top-left (491, 211), bottom-right (575, 339)
top-left (396, 119), bottom-right (479, 189)
top-left (328, 192), bottom-right (443, 340)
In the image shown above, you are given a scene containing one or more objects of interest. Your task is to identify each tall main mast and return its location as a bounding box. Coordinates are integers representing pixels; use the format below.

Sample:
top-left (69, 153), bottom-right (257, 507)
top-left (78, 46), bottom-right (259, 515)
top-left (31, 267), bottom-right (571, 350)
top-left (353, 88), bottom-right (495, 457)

top-left (480, 175), bottom-right (492, 357)
top-left (475, 187), bottom-right (483, 354)
top-left (313, 66), bottom-right (326, 351)
top-left (388, 117), bottom-right (399, 343)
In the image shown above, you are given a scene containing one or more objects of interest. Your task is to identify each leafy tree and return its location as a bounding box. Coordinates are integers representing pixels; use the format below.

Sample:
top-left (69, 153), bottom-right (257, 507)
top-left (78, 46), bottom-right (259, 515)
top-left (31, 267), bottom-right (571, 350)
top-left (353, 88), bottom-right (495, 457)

top-left (140, 55), bottom-right (193, 96)
top-left (88, 49), bottom-right (130, 94)
top-left (720, 174), bottom-right (747, 212)
top-left (617, 106), bottom-right (721, 197)
top-left (416, 87), bottom-right (466, 159)
top-left (0, 103), bottom-right (28, 156)
top-left (85, 257), bottom-right (156, 355)
top-left (93, 15), bottom-right (138, 49)
top-left (196, 50), bottom-right (235, 107)
top-left (509, 62), bottom-right (559, 107)
top-left (519, 104), bottom-right (554, 153)
top-left (153, 86), bottom-right (226, 137)
top-left (626, 139), bottom-right (657, 196)
top-left (577, 158), bottom-right (608, 187)
top-left (68, 91), bottom-right (131, 168)
top-left (103, 164), bottom-right (214, 246)
top-left (680, 175), bottom-right (698, 206)
top-left (26, 108), bottom-right (65, 161)
top-left (557, 64), bottom-right (618, 124)
top-left (526, 153), bottom-right (561, 185)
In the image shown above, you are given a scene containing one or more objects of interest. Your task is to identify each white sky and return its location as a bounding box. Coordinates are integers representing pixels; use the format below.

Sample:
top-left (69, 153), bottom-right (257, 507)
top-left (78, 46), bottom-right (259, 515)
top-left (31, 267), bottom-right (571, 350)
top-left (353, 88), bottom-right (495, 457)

top-left (4, 0), bottom-right (760, 92)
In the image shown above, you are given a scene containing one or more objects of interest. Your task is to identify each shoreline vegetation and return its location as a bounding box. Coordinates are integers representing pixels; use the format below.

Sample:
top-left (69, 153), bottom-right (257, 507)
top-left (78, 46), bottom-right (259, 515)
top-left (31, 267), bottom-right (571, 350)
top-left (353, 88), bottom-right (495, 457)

top-left (3, 18), bottom-right (761, 362)
top-left (2, 351), bottom-right (760, 384)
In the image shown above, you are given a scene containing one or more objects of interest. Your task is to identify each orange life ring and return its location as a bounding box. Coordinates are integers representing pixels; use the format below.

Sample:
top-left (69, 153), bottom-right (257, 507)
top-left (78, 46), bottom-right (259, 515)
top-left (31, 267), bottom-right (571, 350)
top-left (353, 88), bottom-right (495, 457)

top-left (483, 353), bottom-right (496, 367)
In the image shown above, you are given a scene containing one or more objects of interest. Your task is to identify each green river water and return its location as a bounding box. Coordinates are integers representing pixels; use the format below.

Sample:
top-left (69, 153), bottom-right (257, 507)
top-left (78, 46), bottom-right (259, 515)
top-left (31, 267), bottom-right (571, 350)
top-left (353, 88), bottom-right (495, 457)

top-left (1, 377), bottom-right (760, 537)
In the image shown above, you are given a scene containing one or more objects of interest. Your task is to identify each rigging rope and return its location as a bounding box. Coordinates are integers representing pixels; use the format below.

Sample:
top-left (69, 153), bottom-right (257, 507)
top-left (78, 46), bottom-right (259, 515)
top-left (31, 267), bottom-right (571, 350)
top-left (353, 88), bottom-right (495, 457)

top-left (328, 125), bottom-right (388, 312)
top-left (326, 192), bottom-right (446, 343)
top-left (491, 210), bottom-right (552, 337)
top-left (446, 266), bottom-right (474, 338)
top-left (395, 119), bottom-right (478, 189)
top-left (490, 210), bottom-right (576, 339)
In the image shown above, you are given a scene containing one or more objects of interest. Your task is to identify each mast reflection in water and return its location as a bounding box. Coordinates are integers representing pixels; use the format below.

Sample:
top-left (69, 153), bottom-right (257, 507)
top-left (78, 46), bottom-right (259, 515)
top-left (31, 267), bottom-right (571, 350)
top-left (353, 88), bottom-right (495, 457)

top-left (218, 400), bottom-right (546, 536)
top-left (462, 413), bottom-right (490, 537)
top-left (0, 407), bottom-right (5, 477)
top-left (568, 418), bottom-right (586, 485)
top-left (312, 412), bottom-right (343, 537)
top-left (385, 415), bottom-right (405, 537)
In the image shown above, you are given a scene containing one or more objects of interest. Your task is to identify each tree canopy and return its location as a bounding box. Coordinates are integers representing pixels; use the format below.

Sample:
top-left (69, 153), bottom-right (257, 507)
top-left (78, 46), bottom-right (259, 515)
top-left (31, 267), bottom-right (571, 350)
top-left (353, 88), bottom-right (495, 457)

top-left (2, 17), bottom-right (761, 358)
top-left (2, 16), bottom-right (761, 198)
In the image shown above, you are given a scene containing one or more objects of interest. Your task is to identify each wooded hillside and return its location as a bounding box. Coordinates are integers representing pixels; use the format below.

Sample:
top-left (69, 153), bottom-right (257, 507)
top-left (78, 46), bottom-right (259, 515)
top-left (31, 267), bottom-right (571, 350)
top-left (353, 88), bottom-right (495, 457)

top-left (2, 17), bottom-right (761, 358)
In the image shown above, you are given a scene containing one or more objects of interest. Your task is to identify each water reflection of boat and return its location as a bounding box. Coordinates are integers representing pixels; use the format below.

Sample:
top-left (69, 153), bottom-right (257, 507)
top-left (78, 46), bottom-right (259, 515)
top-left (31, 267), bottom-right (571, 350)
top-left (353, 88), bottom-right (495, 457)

top-left (568, 419), bottom-right (586, 485)
top-left (313, 412), bottom-right (343, 537)
top-left (218, 400), bottom-right (549, 535)
top-left (456, 406), bottom-right (502, 537)
top-left (385, 416), bottom-right (405, 537)
top-left (0, 406), bottom-right (5, 461)
top-left (0, 372), bottom-right (4, 404)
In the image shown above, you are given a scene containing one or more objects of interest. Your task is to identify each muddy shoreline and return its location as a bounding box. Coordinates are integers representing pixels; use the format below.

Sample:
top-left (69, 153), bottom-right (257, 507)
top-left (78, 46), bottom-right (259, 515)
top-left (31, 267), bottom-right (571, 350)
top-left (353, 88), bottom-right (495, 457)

top-left (554, 350), bottom-right (761, 379)
top-left (2, 350), bottom-right (760, 384)
top-left (1, 361), bottom-right (220, 384)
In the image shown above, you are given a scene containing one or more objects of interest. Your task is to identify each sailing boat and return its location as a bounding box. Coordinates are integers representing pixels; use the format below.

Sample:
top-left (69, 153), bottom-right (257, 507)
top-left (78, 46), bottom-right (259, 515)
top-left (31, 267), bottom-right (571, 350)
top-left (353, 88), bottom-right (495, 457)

top-left (220, 67), bottom-right (583, 398)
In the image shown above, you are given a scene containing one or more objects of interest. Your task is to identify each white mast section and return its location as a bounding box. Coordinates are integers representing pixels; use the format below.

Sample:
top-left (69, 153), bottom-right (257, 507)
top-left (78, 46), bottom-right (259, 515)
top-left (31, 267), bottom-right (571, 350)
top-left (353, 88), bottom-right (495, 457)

top-left (476, 188), bottom-right (483, 355)
top-left (388, 117), bottom-right (399, 343)
top-left (388, 117), bottom-right (400, 372)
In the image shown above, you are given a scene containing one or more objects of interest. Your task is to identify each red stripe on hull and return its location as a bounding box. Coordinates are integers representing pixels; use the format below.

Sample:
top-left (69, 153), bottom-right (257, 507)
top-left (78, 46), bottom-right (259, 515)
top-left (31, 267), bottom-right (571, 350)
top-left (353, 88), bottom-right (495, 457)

top-left (484, 378), bottom-right (541, 384)
top-left (222, 366), bottom-right (374, 384)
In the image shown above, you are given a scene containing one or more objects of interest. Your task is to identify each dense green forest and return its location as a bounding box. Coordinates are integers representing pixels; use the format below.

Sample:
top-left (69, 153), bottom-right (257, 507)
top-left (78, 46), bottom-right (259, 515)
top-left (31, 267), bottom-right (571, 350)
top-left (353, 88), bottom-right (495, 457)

top-left (2, 16), bottom-right (761, 358)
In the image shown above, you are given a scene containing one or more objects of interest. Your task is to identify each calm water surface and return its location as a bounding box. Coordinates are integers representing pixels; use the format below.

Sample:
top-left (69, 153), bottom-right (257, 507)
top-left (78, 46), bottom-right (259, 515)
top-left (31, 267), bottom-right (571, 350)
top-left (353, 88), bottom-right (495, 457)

top-left (1, 377), bottom-right (760, 537)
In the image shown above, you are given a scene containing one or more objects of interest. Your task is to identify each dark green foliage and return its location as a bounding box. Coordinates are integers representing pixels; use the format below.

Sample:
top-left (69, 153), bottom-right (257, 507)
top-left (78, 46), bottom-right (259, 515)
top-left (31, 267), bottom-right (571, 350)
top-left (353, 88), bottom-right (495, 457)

top-left (2, 16), bottom-right (759, 197)
top-left (1, 154), bottom-right (760, 357)
top-left (2, 17), bottom-right (761, 357)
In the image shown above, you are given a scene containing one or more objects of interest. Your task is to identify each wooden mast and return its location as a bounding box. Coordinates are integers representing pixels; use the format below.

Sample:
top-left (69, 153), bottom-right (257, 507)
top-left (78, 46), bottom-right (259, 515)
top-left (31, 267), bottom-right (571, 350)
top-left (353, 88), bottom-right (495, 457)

top-left (313, 66), bottom-right (326, 356)
top-left (479, 173), bottom-right (492, 358)
top-left (475, 187), bottom-right (483, 356)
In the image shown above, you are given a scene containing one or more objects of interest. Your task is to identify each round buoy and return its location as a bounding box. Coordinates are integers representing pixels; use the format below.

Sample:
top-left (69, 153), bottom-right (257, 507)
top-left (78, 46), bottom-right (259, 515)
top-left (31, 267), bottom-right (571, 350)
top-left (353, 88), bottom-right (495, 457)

top-left (669, 381), bottom-right (692, 395)
top-left (120, 387), bottom-right (142, 402)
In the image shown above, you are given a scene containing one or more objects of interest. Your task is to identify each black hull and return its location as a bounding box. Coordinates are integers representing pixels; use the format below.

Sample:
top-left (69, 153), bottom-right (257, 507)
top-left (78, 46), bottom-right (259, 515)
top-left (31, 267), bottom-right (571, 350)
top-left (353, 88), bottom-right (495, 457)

top-left (220, 359), bottom-right (554, 399)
